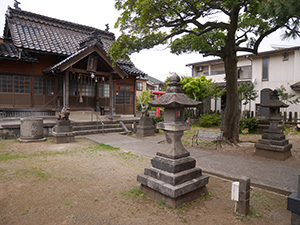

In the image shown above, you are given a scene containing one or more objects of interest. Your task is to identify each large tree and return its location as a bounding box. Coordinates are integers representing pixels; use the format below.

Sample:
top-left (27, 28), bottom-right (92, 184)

top-left (109, 0), bottom-right (299, 143)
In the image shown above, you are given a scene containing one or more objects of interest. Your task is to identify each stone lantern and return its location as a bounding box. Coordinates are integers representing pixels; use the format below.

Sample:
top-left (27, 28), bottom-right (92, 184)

top-left (255, 90), bottom-right (292, 160)
top-left (137, 74), bottom-right (209, 208)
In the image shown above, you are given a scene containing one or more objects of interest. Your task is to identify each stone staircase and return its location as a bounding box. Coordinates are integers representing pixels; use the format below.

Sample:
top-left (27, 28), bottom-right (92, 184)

top-left (72, 121), bottom-right (124, 136)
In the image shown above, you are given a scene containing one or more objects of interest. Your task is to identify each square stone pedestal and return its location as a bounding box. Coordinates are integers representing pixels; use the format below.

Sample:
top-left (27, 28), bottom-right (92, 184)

top-left (255, 133), bottom-right (292, 160)
top-left (287, 191), bottom-right (300, 225)
top-left (136, 117), bottom-right (155, 137)
top-left (52, 132), bottom-right (74, 143)
top-left (137, 155), bottom-right (209, 208)
top-left (52, 120), bottom-right (74, 143)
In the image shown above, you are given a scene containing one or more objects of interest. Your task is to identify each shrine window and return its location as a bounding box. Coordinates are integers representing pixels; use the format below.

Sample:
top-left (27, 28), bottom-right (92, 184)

top-left (34, 78), bottom-right (55, 95)
top-left (0, 75), bottom-right (13, 93)
top-left (14, 76), bottom-right (30, 93)
top-left (99, 83), bottom-right (110, 97)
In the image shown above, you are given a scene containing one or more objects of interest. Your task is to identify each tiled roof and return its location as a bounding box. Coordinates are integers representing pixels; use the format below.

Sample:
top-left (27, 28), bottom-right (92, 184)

top-left (146, 75), bottom-right (163, 84)
top-left (3, 7), bottom-right (146, 76)
top-left (5, 7), bottom-right (114, 55)
top-left (0, 38), bottom-right (37, 61)
top-left (117, 60), bottom-right (146, 76)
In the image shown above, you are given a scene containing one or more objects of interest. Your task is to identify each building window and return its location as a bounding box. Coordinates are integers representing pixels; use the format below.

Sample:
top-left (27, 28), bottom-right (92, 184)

top-left (14, 76), bottom-right (30, 93)
top-left (136, 82), bottom-right (143, 91)
top-left (0, 75), bottom-right (13, 93)
top-left (116, 91), bottom-right (133, 104)
top-left (81, 82), bottom-right (95, 97)
top-left (238, 66), bottom-right (251, 79)
top-left (34, 78), bottom-right (55, 95)
top-left (99, 83), bottom-right (110, 97)
top-left (262, 57), bottom-right (269, 81)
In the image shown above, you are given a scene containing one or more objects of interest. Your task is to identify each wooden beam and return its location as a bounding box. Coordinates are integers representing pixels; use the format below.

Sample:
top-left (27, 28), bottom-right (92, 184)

top-left (68, 68), bottom-right (115, 77)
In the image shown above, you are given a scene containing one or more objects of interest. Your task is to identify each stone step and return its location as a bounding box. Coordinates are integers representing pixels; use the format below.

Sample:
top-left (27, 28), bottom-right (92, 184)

top-left (72, 124), bottom-right (121, 131)
top-left (71, 121), bottom-right (118, 126)
top-left (73, 127), bottom-right (123, 136)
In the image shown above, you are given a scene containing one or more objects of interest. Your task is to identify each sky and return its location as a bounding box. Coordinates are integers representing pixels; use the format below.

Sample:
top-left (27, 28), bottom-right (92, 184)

top-left (1, 0), bottom-right (300, 82)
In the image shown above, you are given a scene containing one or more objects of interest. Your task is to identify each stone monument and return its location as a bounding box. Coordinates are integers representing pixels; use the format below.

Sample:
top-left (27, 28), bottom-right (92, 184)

top-left (52, 106), bottom-right (74, 143)
top-left (136, 95), bottom-right (155, 137)
top-left (18, 117), bottom-right (46, 142)
top-left (137, 74), bottom-right (209, 208)
top-left (287, 174), bottom-right (300, 225)
top-left (255, 90), bottom-right (292, 160)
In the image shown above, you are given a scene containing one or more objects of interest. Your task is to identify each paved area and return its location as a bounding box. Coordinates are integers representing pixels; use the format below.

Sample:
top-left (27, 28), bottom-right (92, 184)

top-left (84, 133), bottom-right (300, 194)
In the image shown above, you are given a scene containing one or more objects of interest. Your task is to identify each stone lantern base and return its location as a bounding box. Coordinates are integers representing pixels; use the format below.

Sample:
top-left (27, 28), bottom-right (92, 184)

top-left (137, 155), bottom-right (209, 208)
top-left (136, 116), bottom-right (155, 137)
top-left (51, 120), bottom-right (74, 144)
top-left (255, 132), bottom-right (292, 160)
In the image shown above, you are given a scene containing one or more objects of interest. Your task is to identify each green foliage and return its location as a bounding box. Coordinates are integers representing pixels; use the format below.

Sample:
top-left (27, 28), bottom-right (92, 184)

top-left (275, 85), bottom-right (300, 105)
top-left (259, 0), bottom-right (300, 39)
top-left (238, 82), bottom-right (258, 110)
top-left (136, 90), bottom-right (153, 111)
top-left (181, 75), bottom-right (217, 100)
top-left (239, 118), bottom-right (258, 134)
top-left (153, 116), bottom-right (164, 125)
top-left (199, 114), bottom-right (220, 128)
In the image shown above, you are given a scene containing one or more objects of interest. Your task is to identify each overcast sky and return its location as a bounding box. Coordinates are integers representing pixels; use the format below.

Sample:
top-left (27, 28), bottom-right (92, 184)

top-left (1, 0), bottom-right (300, 82)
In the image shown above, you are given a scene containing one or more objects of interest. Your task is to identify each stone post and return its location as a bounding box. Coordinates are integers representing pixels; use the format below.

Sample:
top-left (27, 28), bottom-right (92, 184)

top-left (289, 111), bottom-right (293, 122)
top-left (294, 112), bottom-right (298, 123)
top-left (237, 177), bottom-right (250, 215)
top-left (287, 174), bottom-right (300, 225)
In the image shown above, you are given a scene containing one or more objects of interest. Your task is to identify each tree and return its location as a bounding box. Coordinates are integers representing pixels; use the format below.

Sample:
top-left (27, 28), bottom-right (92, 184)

top-left (238, 82), bottom-right (258, 111)
top-left (181, 75), bottom-right (223, 113)
top-left (275, 85), bottom-right (300, 105)
top-left (181, 76), bottom-right (213, 100)
top-left (136, 90), bottom-right (153, 112)
top-left (109, 0), bottom-right (299, 143)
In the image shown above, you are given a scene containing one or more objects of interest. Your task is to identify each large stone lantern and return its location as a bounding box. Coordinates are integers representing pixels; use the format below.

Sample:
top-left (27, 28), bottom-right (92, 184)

top-left (137, 74), bottom-right (209, 208)
top-left (255, 90), bottom-right (292, 160)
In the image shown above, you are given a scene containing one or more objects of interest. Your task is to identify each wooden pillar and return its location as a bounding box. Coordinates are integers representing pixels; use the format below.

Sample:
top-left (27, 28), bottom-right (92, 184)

top-left (237, 177), bottom-right (250, 215)
top-left (109, 75), bottom-right (114, 119)
top-left (134, 76), bottom-right (136, 117)
top-left (64, 71), bottom-right (70, 107)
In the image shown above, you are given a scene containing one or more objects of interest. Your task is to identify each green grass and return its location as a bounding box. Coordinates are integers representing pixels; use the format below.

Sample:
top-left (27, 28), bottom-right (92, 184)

top-left (83, 143), bottom-right (120, 152)
top-left (119, 151), bottom-right (139, 160)
top-left (0, 142), bottom-right (119, 162)
top-left (0, 150), bottom-right (71, 161)
top-left (121, 188), bottom-right (145, 198)
top-left (16, 167), bottom-right (51, 180)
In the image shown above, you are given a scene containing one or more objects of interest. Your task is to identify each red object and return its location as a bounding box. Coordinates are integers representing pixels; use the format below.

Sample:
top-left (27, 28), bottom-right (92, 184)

top-left (150, 91), bottom-right (166, 117)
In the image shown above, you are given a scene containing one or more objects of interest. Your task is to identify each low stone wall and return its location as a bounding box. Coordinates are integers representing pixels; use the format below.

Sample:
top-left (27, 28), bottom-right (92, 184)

top-left (0, 123), bottom-right (55, 139)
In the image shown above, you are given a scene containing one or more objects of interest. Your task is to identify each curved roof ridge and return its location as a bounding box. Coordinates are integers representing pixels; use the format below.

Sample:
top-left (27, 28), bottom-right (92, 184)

top-left (6, 6), bottom-right (114, 39)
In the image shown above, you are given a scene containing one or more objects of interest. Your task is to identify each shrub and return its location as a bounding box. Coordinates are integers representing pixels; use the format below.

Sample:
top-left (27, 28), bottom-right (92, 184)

top-left (199, 113), bottom-right (220, 127)
top-left (239, 118), bottom-right (258, 134)
top-left (153, 116), bottom-right (164, 125)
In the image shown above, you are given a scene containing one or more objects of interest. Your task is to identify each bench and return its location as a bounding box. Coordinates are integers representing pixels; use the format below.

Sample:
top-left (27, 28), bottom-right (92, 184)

top-left (192, 130), bottom-right (223, 149)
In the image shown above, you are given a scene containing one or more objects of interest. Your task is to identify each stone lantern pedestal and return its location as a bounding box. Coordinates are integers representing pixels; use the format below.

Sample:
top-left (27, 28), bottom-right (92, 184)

top-left (136, 116), bottom-right (155, 137)
top-left (52, 107), bottom-right (74, 143)
top-left (255, 90), bottom-right (292, 160)
top-left (137, 75), bottom-right (209, 208)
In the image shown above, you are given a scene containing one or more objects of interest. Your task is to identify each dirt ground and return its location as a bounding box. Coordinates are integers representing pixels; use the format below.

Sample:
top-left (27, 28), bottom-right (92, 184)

top-left (0, 136), bottom-right (292, 225)
top-left (182, 127), bottom-right (300, 167)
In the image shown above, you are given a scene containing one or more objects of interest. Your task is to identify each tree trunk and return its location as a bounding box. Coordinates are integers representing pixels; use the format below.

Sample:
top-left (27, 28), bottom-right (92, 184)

top-left (221, 6), bottom-right (241, 144)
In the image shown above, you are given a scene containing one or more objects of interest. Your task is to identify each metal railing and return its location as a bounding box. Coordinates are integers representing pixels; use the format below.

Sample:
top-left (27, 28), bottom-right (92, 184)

top-left (91, 110), bottom-right (104, 135)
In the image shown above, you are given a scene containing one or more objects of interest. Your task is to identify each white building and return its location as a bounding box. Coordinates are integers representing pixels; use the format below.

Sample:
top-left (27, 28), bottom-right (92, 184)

top-left (186, 46), bottom-right (300, 116)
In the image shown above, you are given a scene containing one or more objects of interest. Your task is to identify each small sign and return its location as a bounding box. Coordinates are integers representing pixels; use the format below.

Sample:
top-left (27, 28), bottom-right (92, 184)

top-left (120, 86), bottom-right (131, 91)
top-left (231, 182), bottom-right (239, 201)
